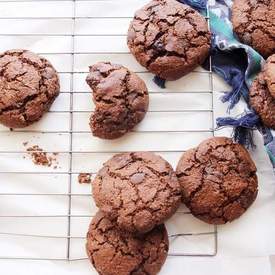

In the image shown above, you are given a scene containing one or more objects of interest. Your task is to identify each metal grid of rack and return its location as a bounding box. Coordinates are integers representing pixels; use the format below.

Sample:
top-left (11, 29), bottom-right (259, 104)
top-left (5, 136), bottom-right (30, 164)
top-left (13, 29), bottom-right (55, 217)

top-left (0, 0), bottom-right (217, 262)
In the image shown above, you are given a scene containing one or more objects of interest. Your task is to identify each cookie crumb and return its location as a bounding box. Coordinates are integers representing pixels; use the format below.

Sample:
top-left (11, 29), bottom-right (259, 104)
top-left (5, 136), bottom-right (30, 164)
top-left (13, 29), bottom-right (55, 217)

top-left (24, 144), bottom-right (59, 168)
top-left (78, 173), bottom-right (92, 184)
top-left (26, 145), bottom-right (51, 167)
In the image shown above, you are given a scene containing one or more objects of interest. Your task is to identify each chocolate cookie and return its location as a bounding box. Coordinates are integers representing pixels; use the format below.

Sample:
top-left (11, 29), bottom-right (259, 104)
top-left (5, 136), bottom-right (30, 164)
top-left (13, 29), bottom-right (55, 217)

top-left (86, 62), bottom-right (149, 139)
top-left (232, 0), bottom-right (275, 58)
top-left (264, 54), bottom-right (275, 98)
top-left (0, 49), bottom-right (60, 128)
top-left (92, 152), bottom-right (181, 234)
top-left (127, 0), bottom-right (210, 80)
top-left (250, 72), bottom-right (275, 129)
top-left (176, 137), bottom-right (258, 225)
top-left (86, 212), bottom-right (168, 275)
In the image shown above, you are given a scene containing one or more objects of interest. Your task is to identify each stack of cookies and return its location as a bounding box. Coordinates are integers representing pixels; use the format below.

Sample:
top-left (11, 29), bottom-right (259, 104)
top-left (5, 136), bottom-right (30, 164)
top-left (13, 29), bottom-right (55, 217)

top-left (86, 152), bottom-right (181, 275)
top-left (86, 137), bottom-right (258, 274)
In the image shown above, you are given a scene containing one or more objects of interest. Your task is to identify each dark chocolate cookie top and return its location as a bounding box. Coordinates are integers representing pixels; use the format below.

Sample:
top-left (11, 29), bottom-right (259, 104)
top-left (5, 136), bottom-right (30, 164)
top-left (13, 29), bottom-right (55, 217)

top-left (127, 0), bottom-right (210, 80)
top-left (264, 54), bottom-right (275, 98)
top-left (250, 72), bottom-right (275, 129)
top-left (232, 0), bottom-right (275, 58)
top-left (86, 212), bottom-right (168, 275)
top-left (0, 49), bottom-right (60, 128)
top-left (176, 137), bottom-right (258, 225)
top-left (92, 152), bottom-right (181, 234)
top-left (86, 62), bottom-right (149, 139)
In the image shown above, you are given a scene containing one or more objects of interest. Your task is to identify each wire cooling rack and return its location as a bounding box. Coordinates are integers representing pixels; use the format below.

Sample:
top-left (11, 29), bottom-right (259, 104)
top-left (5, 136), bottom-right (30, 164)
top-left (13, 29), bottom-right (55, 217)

top-left (0, 0), bottom-right (217, 262)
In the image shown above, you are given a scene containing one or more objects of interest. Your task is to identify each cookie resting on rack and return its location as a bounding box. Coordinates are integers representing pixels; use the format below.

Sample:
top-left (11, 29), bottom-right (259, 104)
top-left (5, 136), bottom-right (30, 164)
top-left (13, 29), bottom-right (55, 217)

top-left (127, 0), bottom-right (211, 80)
top-left (232, 0), bottom-right (275, 58)
top-left (92, 152), bottom-right (181, 234)
top-left (86, 62), bottom-right (149, 139)
top-left (176, 137), bottom-right (258, 225)
top-left (264, 54), bottom-right (275, 99)
top-left (86, 212), bottom-right (168, 275)
top-left (0, 49), bottom-right (60, 128)
top-left (250, 72), bottom-right (275, 129)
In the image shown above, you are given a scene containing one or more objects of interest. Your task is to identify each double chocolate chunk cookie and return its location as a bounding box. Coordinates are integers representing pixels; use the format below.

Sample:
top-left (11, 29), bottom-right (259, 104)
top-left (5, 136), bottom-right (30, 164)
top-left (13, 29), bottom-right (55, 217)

top-left (86, 212), bottom-right (168, 275)
top-left (176, 137), bottom-right (258, 225)
top-left (86, 62), bottom-right (149, 139)
top-left (250, 71), bottom-right (275, 129)
top-left (232, 0), bottom-right (275, 58)
top-left (264, 54), bottom-right (275, 98)
top-left (0, 49), bottom-right (60, 128)
top-left (127, 0), bottom-right (210, 80)
top-left (92, 152), bottom-right (181, 234)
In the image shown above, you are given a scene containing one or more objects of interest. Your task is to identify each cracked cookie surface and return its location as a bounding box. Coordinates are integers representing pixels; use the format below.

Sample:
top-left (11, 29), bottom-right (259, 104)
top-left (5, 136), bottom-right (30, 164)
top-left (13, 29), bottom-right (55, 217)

top-left (86, 211), bottom-right (168, 275)
top-left (250, 72), bottom-right (275, 129)
top-left (0, 49), bottom-right (60, 128)
top-left (232, 0), bottom-right (275, 58)
top-left (86, 62), bottom-right (149, 139)
top-left (127, 0), bottom-right (210, 80)
top-left (264, 54), bottom-right (275, 98)
top-left (92, 152), bottom-right (181, 234)
top-left (176, 137), bottom-right (258, 225)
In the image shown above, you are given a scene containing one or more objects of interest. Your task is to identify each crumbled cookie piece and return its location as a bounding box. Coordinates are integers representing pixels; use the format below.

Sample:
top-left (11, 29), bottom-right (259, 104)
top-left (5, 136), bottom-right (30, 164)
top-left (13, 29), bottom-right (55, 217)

top-left (78, 173), bottom-right (92, 184)
top-left (25, 144), bottom-right (59, 168)
top-left (26, 145), bottom-right (52, 167)
top-left (86, 62), bottom-right (149, 139)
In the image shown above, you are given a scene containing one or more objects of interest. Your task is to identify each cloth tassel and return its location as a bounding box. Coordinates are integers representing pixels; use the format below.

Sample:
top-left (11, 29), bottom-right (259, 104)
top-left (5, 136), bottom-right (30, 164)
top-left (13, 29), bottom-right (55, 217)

top-left (153, 76), bottom-right (166, 89)
top-left (219, 68), bottom-right (248, 111)
top-left (216, 112), bottom-right (261, 148)
top-left (209, 48), bottom-right (249, 110)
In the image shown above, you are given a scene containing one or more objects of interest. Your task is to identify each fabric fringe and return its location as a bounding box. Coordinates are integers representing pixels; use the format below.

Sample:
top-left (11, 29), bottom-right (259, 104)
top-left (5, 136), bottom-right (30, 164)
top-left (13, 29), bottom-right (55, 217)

top-left (219, 68), bottom-right (248, 111)
top-left (153, 76), bottom-right (166, 89)
top-left (216, 111), bottom-right (261, 148)
top-left (210, 48), bottom-right (249, 110)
